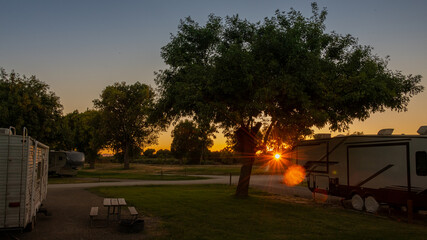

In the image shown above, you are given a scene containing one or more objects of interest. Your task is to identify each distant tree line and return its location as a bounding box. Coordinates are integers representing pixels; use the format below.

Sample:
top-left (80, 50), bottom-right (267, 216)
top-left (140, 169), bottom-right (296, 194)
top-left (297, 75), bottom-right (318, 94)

top-left (0, 67), bottom-right (223, 169)
top-left (141, 147), bottom-right (238, 165)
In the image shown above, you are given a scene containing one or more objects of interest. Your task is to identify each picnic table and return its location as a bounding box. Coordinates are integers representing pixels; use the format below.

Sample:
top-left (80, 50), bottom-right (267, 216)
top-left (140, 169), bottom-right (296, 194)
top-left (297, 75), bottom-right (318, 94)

top-left (103, 198), bottom-right (127, 221)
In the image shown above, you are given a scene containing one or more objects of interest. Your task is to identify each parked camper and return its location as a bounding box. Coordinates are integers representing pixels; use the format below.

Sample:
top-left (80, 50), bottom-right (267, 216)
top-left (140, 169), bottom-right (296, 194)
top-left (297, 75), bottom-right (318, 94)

top-left (288, 127), bottom-right (427, 213)
top-left (0, 127), bottom-right (49, 231)
top-left (48, 151), bottom-right (85, 176)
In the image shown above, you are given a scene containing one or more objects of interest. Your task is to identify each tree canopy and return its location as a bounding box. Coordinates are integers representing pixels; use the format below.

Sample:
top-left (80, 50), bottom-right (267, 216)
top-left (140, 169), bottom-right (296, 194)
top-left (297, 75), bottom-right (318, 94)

top-left (156, 4), bottom-right (423, 144)
top-left (94, 81), bottom-right (159, 169)
top-left (0, 67), bottom-right (63, 147)
top-left (171, 120), bottom-right (214, 164)
top-left (59, 110), bottom-right (103, 168)
top-left (155, 3), bottom-right (423, 195)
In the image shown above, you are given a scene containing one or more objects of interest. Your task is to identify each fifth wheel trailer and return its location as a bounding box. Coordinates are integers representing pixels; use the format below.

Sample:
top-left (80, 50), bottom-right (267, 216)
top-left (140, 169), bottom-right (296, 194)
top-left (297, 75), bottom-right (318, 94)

top-left (0, 127), bottom-right (49, 231)
top-left (288, 127), bottom-right (427, 213)
top-left (48, 150), bottom-right (85, 176)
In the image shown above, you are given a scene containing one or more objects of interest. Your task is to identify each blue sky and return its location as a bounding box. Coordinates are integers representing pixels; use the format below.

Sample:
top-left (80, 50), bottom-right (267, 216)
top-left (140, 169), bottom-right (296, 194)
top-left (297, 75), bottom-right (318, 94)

top-left (1, 0), bottom-right (426, 149)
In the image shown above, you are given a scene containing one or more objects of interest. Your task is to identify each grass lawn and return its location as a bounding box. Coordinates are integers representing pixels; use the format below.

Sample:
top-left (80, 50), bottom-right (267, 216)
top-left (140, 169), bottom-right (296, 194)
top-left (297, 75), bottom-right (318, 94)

top-left (77, 171), bottom-right (208, 180)
top-left (80, 163), bottom-right (279, 176)
top-left (90, 185), bottom-right (427, 240)
top-left (47, 164), bottom-right (213, 184)
top-left (48, 177), bottom-right (107, 184)
top-left (47, 173), bottom-right (206, 184)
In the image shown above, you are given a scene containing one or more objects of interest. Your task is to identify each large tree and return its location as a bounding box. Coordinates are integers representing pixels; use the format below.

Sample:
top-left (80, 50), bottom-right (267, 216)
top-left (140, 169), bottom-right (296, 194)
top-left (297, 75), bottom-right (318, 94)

top-left (94, 82), bottom-right (159, 169)
top-left (0, 67), bottom-right (63, 147)
top-left (155, 4), bottom-right (423, 196)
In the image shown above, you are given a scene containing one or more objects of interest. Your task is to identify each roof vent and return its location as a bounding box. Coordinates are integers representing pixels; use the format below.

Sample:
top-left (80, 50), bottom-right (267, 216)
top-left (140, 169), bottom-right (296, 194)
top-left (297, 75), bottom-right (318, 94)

top-left (314, 134), bottom-right (331, 139)
top-left (378, 129), bottom-right (394, 135)
top-left (417, 126), bottom-right (427, 135)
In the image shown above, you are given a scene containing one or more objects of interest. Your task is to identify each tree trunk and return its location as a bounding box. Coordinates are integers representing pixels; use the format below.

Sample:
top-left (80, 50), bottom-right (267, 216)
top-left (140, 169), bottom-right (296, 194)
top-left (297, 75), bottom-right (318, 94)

top-left (235, 145), bottom-right (255, 197)
top-left (235, 124), bottom-right (261, 197)
top-left (89, 158), bottom-right (95, 169)
top-left (124, 143), bottom-right (130, 170)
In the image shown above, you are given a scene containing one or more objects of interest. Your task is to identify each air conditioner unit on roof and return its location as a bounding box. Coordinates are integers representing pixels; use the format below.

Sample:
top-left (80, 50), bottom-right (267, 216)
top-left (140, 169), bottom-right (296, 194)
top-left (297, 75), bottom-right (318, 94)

top-left (417, 126), bottom-right (427, 135)
top-left (378, 129), bottom-right (394, 135)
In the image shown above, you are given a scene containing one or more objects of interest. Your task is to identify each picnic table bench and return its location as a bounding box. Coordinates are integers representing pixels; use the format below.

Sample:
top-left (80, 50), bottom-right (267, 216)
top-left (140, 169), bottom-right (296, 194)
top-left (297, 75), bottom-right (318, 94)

top-left (89, 207), bottom-right (98, 227)
top-left (128, 206), bottom-right (139, 220)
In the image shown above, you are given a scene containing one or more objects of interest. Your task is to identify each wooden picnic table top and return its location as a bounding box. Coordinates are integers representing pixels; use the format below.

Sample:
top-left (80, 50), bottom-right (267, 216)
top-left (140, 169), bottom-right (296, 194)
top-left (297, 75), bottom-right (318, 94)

top-left (103, 198), bottom-right (127, 207)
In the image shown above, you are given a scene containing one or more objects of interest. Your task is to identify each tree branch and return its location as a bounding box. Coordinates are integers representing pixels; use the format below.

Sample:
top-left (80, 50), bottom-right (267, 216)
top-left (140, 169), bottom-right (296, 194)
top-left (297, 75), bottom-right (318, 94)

top-left (263, 119), bottom-right (277, 146)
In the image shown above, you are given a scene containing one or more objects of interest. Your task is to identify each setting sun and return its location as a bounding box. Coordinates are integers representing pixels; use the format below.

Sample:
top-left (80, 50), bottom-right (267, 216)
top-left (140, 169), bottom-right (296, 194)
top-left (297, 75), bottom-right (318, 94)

top-left (274, 153), bottom-right (281, 160)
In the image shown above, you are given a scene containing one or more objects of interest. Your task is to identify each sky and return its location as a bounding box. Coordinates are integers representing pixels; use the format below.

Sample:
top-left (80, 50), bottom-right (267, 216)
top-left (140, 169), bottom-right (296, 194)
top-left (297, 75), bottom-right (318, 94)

top-left (1, 0), bottom-right (426, 151)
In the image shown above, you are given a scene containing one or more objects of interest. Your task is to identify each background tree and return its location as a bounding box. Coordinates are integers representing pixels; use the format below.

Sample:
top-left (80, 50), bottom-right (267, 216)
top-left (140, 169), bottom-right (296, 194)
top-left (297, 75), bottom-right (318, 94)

top-left (60, 110), bottom-right (103, 168)
top-left (170, 120), bottom-right (214, 164)
top-left (155, 4), bottom-right (423, 196)
top-left (143, 148), bottom-right (156, 158)
top-left (0, 67), bottom-right (63, 147)
top-left (155, 149), bottom-right (172, 163)
top-left (94, 82), bottom-right (159, 169)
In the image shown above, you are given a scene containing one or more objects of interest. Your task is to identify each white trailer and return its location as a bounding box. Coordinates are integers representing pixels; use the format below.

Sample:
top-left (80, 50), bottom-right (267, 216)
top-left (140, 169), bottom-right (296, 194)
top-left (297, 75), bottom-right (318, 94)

top-left (48, 150), bottom-right (85, 176)
top-left (288, 127), bottom-right (427, 213)
top-left (0, 127), bottom-right (49, 231)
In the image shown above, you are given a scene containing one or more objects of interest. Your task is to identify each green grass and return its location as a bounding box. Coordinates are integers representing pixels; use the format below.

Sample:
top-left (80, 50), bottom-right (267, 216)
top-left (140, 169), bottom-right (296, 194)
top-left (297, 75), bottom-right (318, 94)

top-left (48, 177), bottom-right (108, 184)
top-left (47, 173), bottom-right (206, 184)
top-left (48, 164), bottom-right (210, 184)
top-left (161, 164), bottom-right (283, 175)
top-left (90, 185), bottom-right (427, 240)
top-left (166, 165), bottom-right (243, 175)
top-left (80, 163), bottom-right (280, 176)
top-left (77, 171), bottom-right (207, 180)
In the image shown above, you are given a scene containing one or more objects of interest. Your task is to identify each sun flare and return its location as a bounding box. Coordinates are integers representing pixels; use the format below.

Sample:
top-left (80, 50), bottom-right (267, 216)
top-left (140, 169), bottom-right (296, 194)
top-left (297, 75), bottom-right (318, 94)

top-left (283, 165), bottom-right (306, 186)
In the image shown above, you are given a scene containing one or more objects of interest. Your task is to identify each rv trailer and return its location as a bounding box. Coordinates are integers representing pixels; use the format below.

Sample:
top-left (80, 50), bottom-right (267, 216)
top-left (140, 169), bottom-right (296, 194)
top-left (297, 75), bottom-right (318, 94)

top-left (48, 151), bottom-right (85, 176)
top-left (288, 126), bottom-right (427, 213)
top-left (0, 127), bottom-right (49, 231)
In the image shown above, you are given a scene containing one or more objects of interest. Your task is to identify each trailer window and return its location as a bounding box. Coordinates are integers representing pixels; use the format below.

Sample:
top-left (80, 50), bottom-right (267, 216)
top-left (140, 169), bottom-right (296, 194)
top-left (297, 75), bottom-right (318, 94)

top-left (416, 151), bottom-right (427, 176)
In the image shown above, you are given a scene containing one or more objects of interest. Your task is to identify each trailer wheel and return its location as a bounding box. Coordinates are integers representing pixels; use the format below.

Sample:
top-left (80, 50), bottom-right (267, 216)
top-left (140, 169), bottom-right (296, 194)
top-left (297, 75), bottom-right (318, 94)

top-left (351, 194), bottom-right (364, 211)
top-left (364, 196), bottom-right (380, 213)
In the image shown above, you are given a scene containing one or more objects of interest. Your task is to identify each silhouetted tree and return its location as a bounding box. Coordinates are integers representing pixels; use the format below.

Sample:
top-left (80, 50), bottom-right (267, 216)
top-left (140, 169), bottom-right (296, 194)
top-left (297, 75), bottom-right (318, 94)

top-left (0, 67), bottom-right (63, 147)
top-left (94, 82), bottom-right (159, 169)
top-left (156, 149), bottom-right (172, 158)
top-left (171, 120), bottom-right (214, 164)
top-left (60, 110), bottom-right (103, 168)
top-left (143, 148), bottom-right (156, 158)
top-left (155, 3), bottom-right (423, 196)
